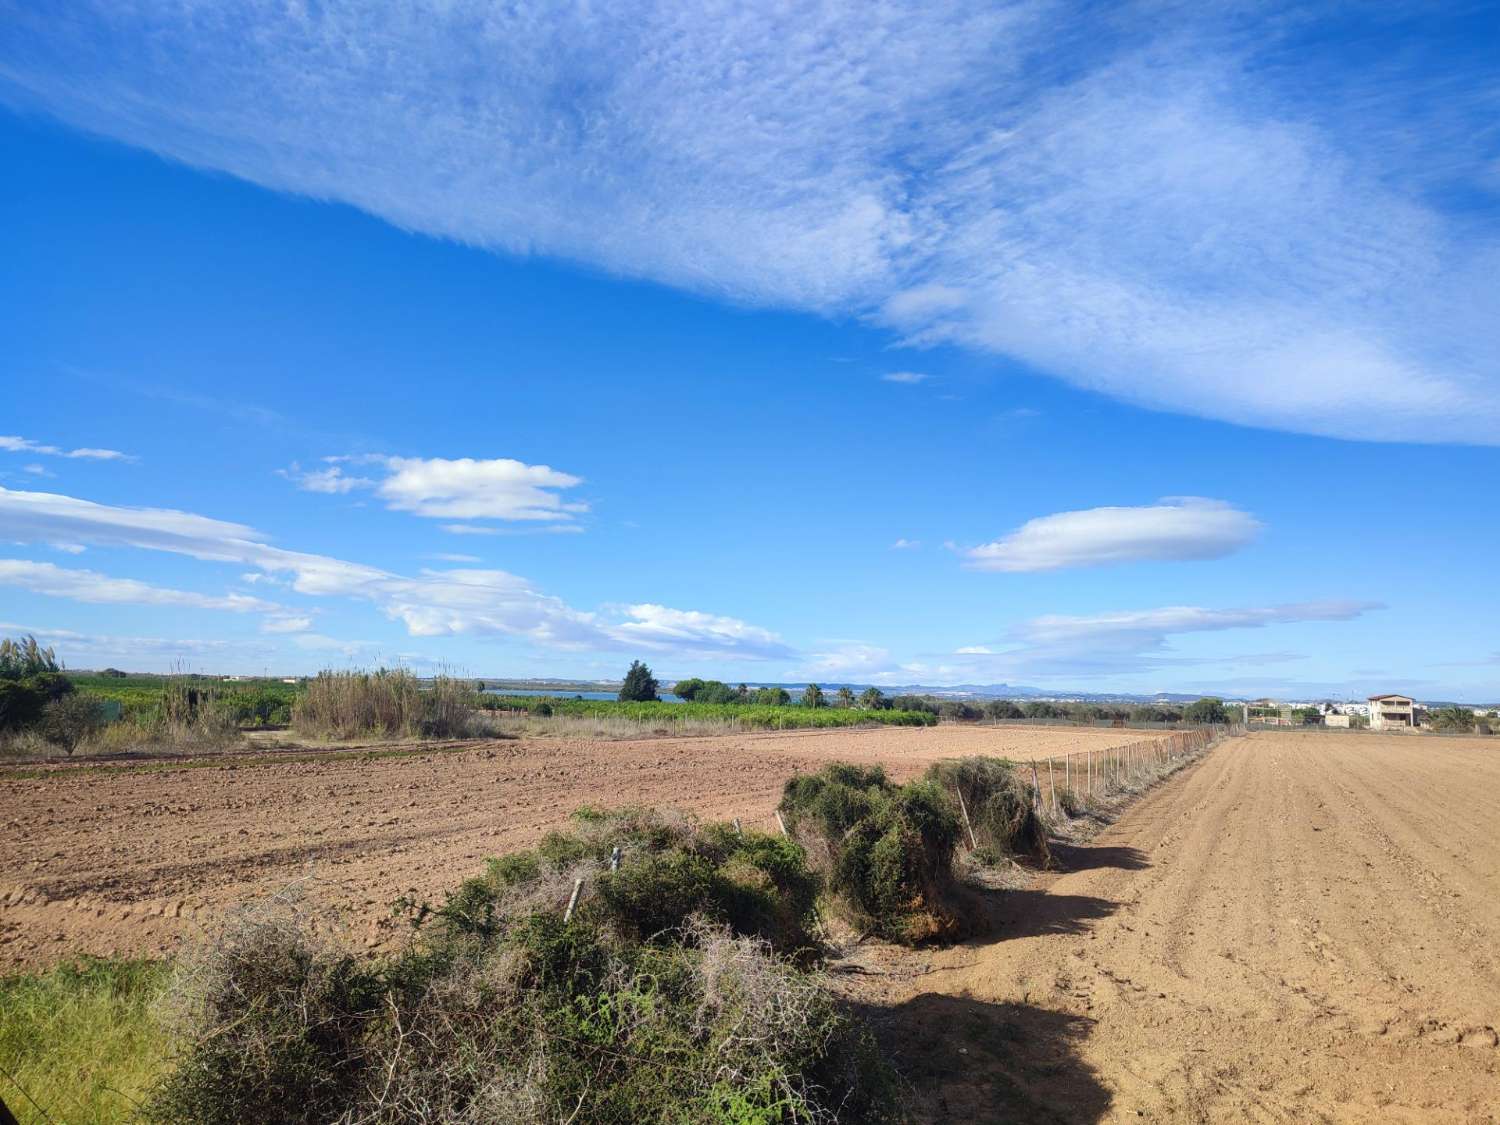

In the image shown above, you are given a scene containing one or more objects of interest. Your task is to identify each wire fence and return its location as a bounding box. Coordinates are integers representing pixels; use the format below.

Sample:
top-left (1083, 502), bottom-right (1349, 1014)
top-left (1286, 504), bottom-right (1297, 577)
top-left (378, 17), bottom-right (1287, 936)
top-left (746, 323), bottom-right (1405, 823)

top-left (1028, 723), bottom-right (1244, 817)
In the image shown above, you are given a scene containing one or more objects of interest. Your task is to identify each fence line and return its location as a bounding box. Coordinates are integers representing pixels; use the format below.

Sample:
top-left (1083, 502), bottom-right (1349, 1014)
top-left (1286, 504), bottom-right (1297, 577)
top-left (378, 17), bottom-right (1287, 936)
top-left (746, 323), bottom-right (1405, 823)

top-left (1036, 723), bottom-right (1244, 805)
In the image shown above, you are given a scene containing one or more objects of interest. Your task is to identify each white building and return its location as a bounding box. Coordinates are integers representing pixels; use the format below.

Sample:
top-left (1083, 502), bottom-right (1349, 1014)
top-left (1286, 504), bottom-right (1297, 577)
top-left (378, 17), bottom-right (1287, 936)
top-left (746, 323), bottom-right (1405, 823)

top-left (1368, 694), bottom-right (1416, 730)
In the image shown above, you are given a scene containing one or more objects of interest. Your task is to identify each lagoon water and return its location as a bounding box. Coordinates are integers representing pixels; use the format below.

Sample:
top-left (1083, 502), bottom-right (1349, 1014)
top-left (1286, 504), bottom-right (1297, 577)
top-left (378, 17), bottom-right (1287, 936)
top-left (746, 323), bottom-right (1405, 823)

top-left (483, 688), bottom-right (687, 703)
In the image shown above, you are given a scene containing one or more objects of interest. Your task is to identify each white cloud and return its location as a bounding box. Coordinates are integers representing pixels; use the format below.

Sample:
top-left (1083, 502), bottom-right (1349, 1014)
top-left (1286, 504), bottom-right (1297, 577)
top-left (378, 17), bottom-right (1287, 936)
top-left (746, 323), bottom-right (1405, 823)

top-left (442, 523), bottom-right (585, 536)
top-left (22, 464), bottom-right (52, 477)
top-left (280, 463), bottom-right (372, 494)
top-left (2, 7), bottom-right (1494, 441)
top-left (891, 538), bottom-right (921, 550)
top-left (0, 435), bottom-right (133, 461)
top-left (378, 456), bottom-right (584, 521)
top-left (0, 486), bottom-right (786, 661)
top-left (0, 622), bottom-right (246, 664)
top-left (1015, 601), bottom-right (1380, 649)
top-left (881, 372), bottom-right (929, 385)
top-left (799, 643), bottom-right (893, 678)
top-left (0, 559), bottom-right (285, 614)
top-left (610, 604), bottom-right (793, 661)
top-left (965, 498), bottom-right (1261, 572)
top-left (286, 455), bottom-right (586, 523)
top-left (949, 599), bottom-right (1384, 679)
top-left (261, 616), bottom-right (314, 634)
top-left (424, 552), bottom-right (482, 563)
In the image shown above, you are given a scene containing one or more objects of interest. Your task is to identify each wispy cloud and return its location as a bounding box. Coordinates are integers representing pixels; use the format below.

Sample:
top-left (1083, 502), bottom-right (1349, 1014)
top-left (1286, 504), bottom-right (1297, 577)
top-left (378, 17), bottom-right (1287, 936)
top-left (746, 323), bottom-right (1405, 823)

top-left (441, 523), bottom-right (585, 537)
top-left (964, 498), bottom-right (1261, 572)
top-left (0, 435), bottom-right (133, 462)
top-left (0, 486), bottom-right (786, 661)
top-left (261, 616), bottom-right (313, 634)
top-left (279, 463), bottom-right (372, 495)
top-left (423, 552), bottom-right (482, 564)
top-left (0, 558), bottom-right (285, 615)
top-left (0, 622), bottom-right (250, 664)
top-left (881, 372), bottom-right (929, 385)
top-left (2, 5), bottom-right (1493, 441)
top-left (951, 599), bottom-right (1383, 678)
top-left (611, 605), bottom-right (793, 661)
top-left (891, 538), bottom-right (921, 550)
top-left (285, 455), bottom-right (586, 523)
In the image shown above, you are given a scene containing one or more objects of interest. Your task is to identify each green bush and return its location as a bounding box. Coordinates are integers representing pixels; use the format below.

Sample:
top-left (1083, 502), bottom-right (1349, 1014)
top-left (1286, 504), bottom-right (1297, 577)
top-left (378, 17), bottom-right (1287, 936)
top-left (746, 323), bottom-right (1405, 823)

top-left (923, 757), bottom-right (1050, 865)
top-left (779, 764), bottom-right (961, 943)
top-left (39, 693), bottom-right (109, 755)
top-left (444, 807), bottom-right (819, 957)
top-left (146, 815), bottom-right (901, 1124)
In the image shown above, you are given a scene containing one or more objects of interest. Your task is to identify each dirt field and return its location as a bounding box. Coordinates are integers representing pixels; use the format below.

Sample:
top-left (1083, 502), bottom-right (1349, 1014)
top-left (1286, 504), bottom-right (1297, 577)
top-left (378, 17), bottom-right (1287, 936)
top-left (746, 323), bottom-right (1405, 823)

top-left (0, 723), bottom-right (1138, 969)
top-left (852, 731), bottom-right (1500, 1122)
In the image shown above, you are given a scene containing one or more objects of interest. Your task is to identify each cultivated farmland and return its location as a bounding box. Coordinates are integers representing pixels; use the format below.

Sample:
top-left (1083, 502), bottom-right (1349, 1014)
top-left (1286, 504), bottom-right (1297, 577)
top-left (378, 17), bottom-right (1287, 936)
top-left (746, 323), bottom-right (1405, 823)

top-left (0, 723), bottom-right (1139, 969)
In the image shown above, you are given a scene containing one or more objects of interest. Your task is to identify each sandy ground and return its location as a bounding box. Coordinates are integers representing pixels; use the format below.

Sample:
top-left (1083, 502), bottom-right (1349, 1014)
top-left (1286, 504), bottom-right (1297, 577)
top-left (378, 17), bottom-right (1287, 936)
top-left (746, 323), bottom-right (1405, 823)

top-left (850, 731), bottom-right (1500, 1123)
top-left (0, 723), bottom-right (1137, 970)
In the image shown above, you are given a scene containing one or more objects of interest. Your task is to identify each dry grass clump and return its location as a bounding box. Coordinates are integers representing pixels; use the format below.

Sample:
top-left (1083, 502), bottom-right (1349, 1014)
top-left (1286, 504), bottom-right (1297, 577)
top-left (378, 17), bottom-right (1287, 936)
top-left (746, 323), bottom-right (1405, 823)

top-left (292, 669), bottom-right (476, 740)
top-left (144, 810), bottom-right (900, 1123)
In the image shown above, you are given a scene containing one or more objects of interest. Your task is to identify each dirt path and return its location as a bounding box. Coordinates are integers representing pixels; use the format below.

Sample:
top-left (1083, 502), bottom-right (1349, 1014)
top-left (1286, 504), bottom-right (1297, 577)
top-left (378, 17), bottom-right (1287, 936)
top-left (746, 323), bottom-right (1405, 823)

top-left (0, 723), bottom-right (1138, 970)
top-left (855, 732), bottom-right (1500, 1123)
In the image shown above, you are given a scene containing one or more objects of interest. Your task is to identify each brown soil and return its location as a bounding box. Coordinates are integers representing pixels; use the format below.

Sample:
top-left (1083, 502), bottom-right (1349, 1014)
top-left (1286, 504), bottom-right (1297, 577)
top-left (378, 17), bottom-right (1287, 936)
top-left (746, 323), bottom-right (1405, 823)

top-left (847, 731), bottom-right (1500, 1122)
top-left (0, 723), bottom-right (1137, 970)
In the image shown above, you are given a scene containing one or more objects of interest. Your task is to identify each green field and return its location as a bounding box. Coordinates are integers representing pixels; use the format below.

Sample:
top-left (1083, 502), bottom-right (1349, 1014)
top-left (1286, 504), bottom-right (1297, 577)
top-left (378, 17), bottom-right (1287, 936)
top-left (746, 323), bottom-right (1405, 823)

top-left (480, 694), bottom-right (938, 728)
top-left (69, 673), bottom-right (302, 727)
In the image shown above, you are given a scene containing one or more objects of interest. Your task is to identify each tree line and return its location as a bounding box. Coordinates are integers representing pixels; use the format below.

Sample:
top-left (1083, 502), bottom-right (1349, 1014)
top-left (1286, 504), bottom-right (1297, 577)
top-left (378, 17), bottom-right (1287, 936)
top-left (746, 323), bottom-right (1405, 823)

top-left (621, 662), bottom-right (1234, 725)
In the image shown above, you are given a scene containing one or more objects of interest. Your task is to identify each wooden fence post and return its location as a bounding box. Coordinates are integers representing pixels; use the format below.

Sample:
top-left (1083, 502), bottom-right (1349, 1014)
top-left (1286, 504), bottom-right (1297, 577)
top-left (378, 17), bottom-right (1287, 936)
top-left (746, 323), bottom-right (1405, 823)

top-left (954, 784), bottom-right (979, 850)
top-left (1029, 761), bottom-right (1043, 816)
top-left (564, 877), bottom-right (585, 922)
top-left (1047, 757), bottom-right (1057, 814)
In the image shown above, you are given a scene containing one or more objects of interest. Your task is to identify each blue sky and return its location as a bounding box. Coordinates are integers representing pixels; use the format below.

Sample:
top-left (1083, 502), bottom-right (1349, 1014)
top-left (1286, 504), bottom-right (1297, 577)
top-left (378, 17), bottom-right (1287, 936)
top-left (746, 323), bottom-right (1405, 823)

top-left (1, 2), bottom-right (1497, 700)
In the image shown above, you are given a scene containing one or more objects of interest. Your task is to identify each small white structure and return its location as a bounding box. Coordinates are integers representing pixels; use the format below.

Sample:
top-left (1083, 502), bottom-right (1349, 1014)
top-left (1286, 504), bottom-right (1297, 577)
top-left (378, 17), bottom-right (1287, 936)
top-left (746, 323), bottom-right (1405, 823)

top-left (1324, 713), bottom-right (1351, 728)
top-left (1368, 694), bottom-right (1415, 730)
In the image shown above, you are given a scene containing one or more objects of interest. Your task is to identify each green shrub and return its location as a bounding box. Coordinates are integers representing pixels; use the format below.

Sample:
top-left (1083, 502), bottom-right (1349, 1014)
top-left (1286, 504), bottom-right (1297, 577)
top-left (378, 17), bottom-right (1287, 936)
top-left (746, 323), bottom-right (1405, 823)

top-left (0, 671), bottom-right (73, 733)
top-left (147, 830), bottom-right (900, 1124)
top-left (779, 764), bottom-right (961, 943)
top-left (923, 757), bottom-right (1051, 865)
top-left (442, 807), bottom-right (819, 957)
top-left (39, 693), bottom-right (109, 755)
top-left (146, 908), bottom-right (386, 1125)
